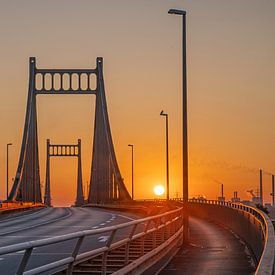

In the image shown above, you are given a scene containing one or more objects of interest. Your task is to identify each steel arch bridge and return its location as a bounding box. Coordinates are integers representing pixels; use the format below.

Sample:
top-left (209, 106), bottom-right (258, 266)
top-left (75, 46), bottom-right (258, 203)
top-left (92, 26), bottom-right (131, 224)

top-left (8, 57), bottom-right (131, 205)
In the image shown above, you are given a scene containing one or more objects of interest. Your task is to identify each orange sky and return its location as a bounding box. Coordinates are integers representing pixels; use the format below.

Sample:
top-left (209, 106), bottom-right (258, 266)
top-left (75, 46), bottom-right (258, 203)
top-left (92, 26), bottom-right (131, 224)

top-left (0, 0), bottom-right (275, 206)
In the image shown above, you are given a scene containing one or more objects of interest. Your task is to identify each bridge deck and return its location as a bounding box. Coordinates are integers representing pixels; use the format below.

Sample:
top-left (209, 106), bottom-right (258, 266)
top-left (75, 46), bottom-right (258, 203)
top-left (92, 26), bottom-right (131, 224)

top-left (160, 216), bottom-right (255, 275)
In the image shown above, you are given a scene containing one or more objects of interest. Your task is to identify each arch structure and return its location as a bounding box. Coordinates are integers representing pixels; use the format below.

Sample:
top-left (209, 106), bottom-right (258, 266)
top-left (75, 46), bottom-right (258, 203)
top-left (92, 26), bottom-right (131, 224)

top-left (44, 139), bottom-right (84, 207)
top-left (8, 57), bottom-right (131, 204)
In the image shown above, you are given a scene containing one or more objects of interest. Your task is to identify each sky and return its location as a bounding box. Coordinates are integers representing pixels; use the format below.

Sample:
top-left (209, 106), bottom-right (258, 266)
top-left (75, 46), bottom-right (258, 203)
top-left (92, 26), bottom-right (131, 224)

top-left (0, 0), bottom-right (275, 206)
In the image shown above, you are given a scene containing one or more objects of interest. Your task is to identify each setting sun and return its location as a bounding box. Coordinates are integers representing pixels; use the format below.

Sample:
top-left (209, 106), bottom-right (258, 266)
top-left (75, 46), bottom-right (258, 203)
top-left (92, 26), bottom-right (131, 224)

top-left (153, 185), bottom-right (165, 196)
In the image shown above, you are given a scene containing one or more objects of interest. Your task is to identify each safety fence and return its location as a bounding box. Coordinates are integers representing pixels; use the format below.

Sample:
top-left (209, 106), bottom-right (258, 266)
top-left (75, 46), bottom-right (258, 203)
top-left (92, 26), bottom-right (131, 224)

top-left (188, 199), bottom-right (275, 275)
top-left (0, 207), bottom-right (183, 275)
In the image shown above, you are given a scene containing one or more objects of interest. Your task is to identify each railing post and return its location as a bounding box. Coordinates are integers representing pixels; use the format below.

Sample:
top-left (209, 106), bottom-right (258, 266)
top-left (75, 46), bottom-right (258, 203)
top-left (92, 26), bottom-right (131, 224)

top-left (125, 224), bottom-right (137, 265)
top-left (102, 229), bottom-right (116, 275)
top-left (67, 236), bottom-right (85, 275)
top-left (16, 248), bottom-right (33, 275)
top-left (161, 217), bottom-right (165, 243)
top-left (152, 219), bottom-right (158, 249)
top-left (141, 220), bottom-right (150, 256)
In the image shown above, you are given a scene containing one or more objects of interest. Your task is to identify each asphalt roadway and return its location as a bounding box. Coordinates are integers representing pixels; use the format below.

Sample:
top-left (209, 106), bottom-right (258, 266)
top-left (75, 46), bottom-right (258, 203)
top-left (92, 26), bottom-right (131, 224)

top-left (0, 207), bottom-right (140, 275)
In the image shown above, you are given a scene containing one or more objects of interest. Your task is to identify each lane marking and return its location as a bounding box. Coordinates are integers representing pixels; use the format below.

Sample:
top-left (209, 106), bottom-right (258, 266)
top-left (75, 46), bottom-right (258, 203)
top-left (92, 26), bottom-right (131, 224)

top-left (98, 236), bottom-right (109, 242)
top-left (99, 223), bottom-right (105, 226)
top-left (0, 208), bottom-right (72, 236)
top-left (116, 214), bottom-right (136, 221)
top-left (0, 208), bottom-right (50, 224)
top-left (92, 226), bottom-right (99, 229)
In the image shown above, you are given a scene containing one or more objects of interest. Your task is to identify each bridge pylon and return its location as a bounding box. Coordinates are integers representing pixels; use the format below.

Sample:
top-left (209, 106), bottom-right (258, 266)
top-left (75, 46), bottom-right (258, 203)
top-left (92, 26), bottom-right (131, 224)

top-left (9, 57), bottom-right (131, 205)
top-left (44, 140), bottom-right (84, 207)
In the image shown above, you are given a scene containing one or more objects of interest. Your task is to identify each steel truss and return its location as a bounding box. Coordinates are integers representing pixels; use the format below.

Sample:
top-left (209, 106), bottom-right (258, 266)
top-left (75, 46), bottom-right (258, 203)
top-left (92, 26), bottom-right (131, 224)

top-left (9, 57), bottom-right (131, 204)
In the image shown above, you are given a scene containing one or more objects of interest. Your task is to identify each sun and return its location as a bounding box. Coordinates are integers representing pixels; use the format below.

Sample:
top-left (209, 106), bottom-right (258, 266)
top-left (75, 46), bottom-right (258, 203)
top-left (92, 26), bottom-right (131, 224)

top-left (153, 185), bottom-right (165, 196)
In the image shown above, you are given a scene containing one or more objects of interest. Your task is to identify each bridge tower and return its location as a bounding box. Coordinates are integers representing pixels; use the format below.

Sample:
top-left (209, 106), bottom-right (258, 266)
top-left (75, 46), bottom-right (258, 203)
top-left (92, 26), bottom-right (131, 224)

top-left (9, 57), bottom-right (131, 204)
top-left (44, 139), bottom-right (84, 207)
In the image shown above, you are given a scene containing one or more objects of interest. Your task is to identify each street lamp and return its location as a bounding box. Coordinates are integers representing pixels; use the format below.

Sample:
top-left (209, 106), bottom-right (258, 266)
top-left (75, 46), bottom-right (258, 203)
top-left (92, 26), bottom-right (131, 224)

top-left (6, 143), bottom-right (12, 201)
top-left (160, 110), bottom-right (169, 200)
top-left (128, 144), bottom-right (134, 200)
top-left (168, 8), bottom-right (188, 240)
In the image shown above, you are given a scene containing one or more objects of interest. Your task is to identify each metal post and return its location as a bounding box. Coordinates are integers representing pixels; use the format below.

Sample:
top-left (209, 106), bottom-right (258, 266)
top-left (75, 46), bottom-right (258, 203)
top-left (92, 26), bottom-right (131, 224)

top-left (128, 144), bottom-right (134, 200)
top-left (272, 175), bottom-right (274, 206)
top-left (168, 8), bottom-right (188, 241)
top-left (6, 143), bottom-right (12, 200)
top-left (160, 111), bottom-right (169, 200)
top-left (221, 184), bottom-right (224, 198)
top-left (44, 139), bottom-right (51, 207)
top-left (76, 139), bottom-right (84, 206)
top-left (260, 169), bottom-right (263, 205)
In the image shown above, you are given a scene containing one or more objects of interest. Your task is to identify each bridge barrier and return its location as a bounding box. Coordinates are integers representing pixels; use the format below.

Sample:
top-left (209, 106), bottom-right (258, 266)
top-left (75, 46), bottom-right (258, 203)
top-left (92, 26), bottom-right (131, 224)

top-left (188, 199), bottom-right (275, 275)
top-left (0, 202), bottom-right (44, 213)
top-left (0, 207), bottom-right (183, 275)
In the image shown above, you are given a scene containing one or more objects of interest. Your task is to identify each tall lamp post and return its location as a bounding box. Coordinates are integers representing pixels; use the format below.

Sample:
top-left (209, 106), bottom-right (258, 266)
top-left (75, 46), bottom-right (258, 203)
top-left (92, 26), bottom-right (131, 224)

top-left (160, 110), bottom-right (169, 200)
top-left (128, 144), bottom-right (134, 200)
top-left (168, 8), bottom-right (188, 241)
top-left (6, 143), bottom-right (12, 201)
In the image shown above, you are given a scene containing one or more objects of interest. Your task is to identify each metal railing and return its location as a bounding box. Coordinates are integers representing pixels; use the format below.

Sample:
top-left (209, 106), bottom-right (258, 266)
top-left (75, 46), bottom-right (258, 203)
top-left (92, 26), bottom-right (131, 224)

top-left (188, 199), bottom-right (275, 275)
top-left (0, 207), bottom-right (183, 275)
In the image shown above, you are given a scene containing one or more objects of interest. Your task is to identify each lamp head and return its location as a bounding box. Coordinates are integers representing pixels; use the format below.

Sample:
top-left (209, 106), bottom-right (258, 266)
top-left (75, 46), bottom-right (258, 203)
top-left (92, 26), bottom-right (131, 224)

top-left (160, 110), bottom-right (168, 116)
top-left (168, 9), bottom-right (186, 15)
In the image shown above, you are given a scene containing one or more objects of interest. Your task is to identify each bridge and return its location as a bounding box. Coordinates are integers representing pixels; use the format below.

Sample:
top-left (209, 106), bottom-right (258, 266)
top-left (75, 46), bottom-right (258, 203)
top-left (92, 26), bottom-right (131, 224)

top-left (0, 56), bottom-right (274, 275)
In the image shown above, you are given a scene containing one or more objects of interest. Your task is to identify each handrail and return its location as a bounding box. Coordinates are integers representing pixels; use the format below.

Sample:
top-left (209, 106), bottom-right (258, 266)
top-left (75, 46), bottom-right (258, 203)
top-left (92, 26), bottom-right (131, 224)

top-left (0, 207), bottom-right (183, 275)
top-left (188, 199), bottom-right (275, 275)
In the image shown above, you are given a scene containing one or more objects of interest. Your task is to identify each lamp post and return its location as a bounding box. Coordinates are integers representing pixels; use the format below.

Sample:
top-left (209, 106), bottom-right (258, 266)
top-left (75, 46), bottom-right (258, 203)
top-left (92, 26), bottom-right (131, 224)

top-left (6, 143), bottom-right (12, 201)
top-left (128, 144), bottom-right (134, 200)
top-left (160, 110), bottom-right (169, 200)
top-left (168, 8), bottom-right (188, 241)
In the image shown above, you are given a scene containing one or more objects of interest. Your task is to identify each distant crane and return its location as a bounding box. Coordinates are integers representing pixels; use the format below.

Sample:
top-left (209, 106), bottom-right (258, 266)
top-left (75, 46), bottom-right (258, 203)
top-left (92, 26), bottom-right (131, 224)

top-left (247, 189), bottom-right (256, 198)
top-left (246, 189), bottom-right (260, 204)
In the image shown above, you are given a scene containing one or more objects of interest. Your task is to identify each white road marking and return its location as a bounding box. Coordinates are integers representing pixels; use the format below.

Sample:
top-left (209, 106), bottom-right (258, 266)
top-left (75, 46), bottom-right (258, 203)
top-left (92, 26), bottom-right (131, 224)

top-left (98, 236), bottom-right (109, 242)
top-left (100, 223), bottom-right (105, 226)
top-left (0, 209), bottom-right (72, 236)
top-left (106, 221), bottom-right (111, 223)
top-left (92, 226), bottom-right (99, 229)
top-left (116, 214), bottom-right (136, 221)
top-left (0, 208), bottom-right (48, 223)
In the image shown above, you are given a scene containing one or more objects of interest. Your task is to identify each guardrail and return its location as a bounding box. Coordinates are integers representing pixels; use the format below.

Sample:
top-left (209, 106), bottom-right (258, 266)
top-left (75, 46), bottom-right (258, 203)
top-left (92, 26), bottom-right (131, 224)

top-left (0, 202), bottom-right (44, 213)
top-left (0, 207), bottom-right (183, 275)
top-left (188, 199), bottom-right (275, 275)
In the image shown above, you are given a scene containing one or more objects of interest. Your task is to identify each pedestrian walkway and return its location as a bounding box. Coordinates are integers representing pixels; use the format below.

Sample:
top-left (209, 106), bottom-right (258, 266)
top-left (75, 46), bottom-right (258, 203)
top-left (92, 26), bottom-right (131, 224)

top-left (160, 216), bottom-right (255, 275)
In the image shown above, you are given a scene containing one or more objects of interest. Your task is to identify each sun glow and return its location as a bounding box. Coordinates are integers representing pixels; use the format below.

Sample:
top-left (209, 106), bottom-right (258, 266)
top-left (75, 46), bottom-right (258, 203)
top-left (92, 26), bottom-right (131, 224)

top-left (153, 185), bottom-right (165, 196)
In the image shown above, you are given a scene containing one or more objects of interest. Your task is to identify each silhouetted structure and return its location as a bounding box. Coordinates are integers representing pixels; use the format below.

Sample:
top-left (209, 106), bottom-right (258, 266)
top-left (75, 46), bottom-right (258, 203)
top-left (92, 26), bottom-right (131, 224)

top-left (44, 139), bottom-right (84, 207)
top-left (9, 57), bottom-right (131, 204)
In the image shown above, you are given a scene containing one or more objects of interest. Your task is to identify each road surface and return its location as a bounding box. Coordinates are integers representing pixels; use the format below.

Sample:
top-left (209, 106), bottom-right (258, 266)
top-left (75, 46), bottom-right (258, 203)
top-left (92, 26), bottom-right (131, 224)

top-left (0, 207), bottom-right (139, 274)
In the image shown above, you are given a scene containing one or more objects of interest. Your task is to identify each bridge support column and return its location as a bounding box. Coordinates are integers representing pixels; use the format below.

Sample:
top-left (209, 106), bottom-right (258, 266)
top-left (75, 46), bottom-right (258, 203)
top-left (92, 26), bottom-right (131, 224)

top-left (75, 139), bottom-right (84, 206)
top-left (44, 139), bottom-right (52, 207)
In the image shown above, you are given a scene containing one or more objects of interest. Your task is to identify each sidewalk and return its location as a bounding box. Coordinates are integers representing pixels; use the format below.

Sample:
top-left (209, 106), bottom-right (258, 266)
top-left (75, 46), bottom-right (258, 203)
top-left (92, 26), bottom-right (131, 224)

top-left (160, 216), bottom-right (255, 275)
